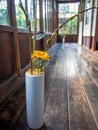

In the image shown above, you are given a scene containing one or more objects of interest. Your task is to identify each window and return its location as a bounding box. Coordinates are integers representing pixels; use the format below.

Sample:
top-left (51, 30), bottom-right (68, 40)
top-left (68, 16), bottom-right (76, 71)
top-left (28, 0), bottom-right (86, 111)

top-left (85, 0), bottom-right (91, 25)
top-left (0, 0), bottom-right (9, 25)
top-left (43, 0), bottom-right (53, 33)
top-left (47, 0), bottom-right (53, 33)
top-left (15, 0), bottom-right (40, 31)
top-left (43, 0), bottom-right (48, 32)
top-left (43, 0), bottom-right (46, 32)
top-left (15, 0), bottom-right (26, 29)
top-left (28, 0), bottom-right (40, 31)
top-left (58, 3), bottom-right (79, 34)
top-left (28, 0), bottom-right (34, 30)
top-left (36, 0), bottom-right (40, 32)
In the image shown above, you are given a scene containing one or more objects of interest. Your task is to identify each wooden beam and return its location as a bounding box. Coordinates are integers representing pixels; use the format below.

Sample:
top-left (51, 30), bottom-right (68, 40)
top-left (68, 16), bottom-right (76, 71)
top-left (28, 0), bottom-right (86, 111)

top-left (10, 0), bottom-right (22, 76)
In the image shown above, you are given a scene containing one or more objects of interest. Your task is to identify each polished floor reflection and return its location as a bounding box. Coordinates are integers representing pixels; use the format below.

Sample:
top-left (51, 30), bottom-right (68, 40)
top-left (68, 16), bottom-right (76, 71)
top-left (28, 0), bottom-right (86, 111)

top-left (13, 43), bottom-right (98, 130)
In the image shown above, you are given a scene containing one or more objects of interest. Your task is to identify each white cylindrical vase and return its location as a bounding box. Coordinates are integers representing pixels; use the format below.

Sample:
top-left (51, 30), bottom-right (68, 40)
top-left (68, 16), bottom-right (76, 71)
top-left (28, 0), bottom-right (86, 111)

top-left (62, 37), bottom-right (65, 43)
top-left (25, 72), bottom-right (44, 129)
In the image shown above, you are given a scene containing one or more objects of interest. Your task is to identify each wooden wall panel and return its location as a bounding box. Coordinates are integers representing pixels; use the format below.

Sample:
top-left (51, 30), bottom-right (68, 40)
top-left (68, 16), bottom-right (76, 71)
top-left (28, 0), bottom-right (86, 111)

top-left (0, 32), bottom-right (15, 83)
top-left (91, 36), bottom-right (96, 50)
top-left (18, 33), bottom-right (30, 69)
top-left (57, 35), bottom-right (78, 43)
top-left (36, 39), bottom-right (44, 51)
top-left (43, 35), bottom-right (51, 49)
top-left (43, 34), bottom-right (57, 50)
top-left (83, 36), bottom-right (91, 49)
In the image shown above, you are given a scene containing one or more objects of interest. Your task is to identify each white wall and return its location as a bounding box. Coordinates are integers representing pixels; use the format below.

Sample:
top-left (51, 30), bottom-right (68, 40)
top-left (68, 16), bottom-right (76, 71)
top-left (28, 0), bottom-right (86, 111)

top-left (92, 0), bottom-right (97, 36)
top-left (78, 21), bottom-right (83, 45)
top-left (83, 0), bottom-right (93, 36)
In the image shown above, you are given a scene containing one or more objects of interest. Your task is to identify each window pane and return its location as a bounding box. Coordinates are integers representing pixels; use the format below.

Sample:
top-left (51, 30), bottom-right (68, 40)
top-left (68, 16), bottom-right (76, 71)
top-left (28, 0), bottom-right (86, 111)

top-left (66, 17), bottom-right (78, 34)
top-left (28, 0), bottom-right (40, 31)
top-left (15, 0), bottom-right (26, 29)
top-left (0, 0), bottom-right (9, 25)
top-left (47, 0), bottom-right (53, 33)
top-left (28, 0), bottom-right (34, 30)
top-left (43, 0), bottom-right (46, 32)
top-left (36, 0), bottom-right (40, 31)
top-left (58, 3), bottom-right (79, 34)
top-left (43, 0), bottom-right (53, 33)
top-left (43, 0), bottom-right (48, 32)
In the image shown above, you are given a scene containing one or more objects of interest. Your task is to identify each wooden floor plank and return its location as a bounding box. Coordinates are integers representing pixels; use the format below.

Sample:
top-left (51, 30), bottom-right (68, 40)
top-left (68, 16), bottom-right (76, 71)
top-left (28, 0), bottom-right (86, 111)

top-left (0, 83), bottom-right (25, 129)
top-left (5, 43), bottom-right (98, 130)
top-left (74, 55), bottom-right (98, 127)
top-left (65, 49), bottom-right (96, 130)
top-left (44, 49), bottom-right (68, 130)
top-left (0, 77), bottom-right (24, 104)
top-left (66, 44), bottom-right (98, 128)
top-left (81, 55), bottom-right (98, 86)
top-left (81, 51), bottom-right (98, 71)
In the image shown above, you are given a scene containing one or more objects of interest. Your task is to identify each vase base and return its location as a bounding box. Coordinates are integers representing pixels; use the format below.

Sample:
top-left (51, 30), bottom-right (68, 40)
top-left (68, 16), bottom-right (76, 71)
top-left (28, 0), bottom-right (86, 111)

top-left (27, 122), bottom-right (45, 130)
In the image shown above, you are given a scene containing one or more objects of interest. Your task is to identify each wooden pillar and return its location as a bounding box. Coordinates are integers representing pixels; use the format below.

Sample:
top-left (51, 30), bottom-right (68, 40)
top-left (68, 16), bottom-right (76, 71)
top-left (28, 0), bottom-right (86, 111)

top-left (94, 1), bottom-right (98, 50)
top-left (56, 0), bottom-right (59, 34)
top-left (81, 0), bottom-right (85, 46)
top-left (90, 0), bottom-right (94, 49)
top-left (10, 0), bottom-right (22, 76)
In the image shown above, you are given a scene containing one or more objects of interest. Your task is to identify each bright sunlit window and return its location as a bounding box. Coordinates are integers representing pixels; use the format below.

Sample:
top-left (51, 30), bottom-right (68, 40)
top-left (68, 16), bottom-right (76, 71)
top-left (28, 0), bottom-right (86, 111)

top-left (15, 0), bottom-right (26, 29)
top-left (0, 0), bottom-right (9, 25)
top-left (58, 3), bottom-right (79, 35)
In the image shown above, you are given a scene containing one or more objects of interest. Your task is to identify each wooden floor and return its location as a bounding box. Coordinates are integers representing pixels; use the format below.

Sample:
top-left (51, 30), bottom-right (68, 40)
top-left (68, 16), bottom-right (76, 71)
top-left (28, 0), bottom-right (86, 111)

top-left (2, 43), bottom-right (98, 130)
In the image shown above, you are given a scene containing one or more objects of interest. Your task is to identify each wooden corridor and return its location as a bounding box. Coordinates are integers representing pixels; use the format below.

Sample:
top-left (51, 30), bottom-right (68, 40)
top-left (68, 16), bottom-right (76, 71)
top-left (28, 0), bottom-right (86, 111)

top-left (4, 43), bottom-right (98, 130)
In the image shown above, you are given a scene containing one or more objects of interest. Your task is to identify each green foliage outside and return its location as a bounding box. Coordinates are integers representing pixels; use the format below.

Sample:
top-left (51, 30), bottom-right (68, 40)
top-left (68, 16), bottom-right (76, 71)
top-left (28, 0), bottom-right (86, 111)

top-left (59, 17), bottom-right (78, 35)
top-left (31, 18), bottom-right (40, 31)
top-left (0, 0), bottom-right (9, 25)
top-left (58, 3), bottom-right (78, 35)
top-left (15, 3), bottom-right (40, 31)
top-left (66, 17), bottom-right (78, 34)
top-left (15, 4), bottom-right (26, 29)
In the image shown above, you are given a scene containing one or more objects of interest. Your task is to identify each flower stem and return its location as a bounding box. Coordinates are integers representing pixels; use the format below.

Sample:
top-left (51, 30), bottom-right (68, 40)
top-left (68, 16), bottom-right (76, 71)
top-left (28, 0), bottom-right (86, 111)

top-left (28, 20), bottom-right (34, 74)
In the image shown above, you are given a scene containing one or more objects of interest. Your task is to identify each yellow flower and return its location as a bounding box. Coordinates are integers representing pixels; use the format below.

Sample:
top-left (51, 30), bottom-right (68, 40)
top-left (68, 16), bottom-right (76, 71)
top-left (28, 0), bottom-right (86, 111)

top-left (31, 50), bottom-right (50, 61)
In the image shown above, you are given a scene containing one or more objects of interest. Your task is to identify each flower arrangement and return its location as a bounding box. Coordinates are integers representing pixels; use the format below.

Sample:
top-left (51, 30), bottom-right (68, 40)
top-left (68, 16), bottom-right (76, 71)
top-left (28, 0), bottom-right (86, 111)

top-left (19, 0), bottom-right (50, 75)
top-left (30, 50), bottom-right (50, 75)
